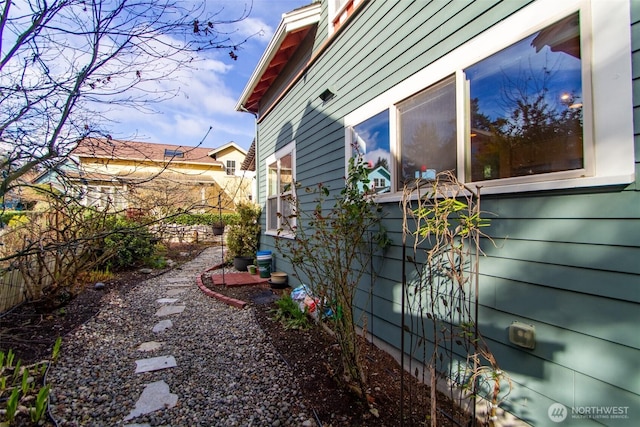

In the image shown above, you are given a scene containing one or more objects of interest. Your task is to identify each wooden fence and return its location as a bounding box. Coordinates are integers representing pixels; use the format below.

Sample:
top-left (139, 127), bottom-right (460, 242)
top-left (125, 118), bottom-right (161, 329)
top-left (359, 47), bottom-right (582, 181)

top-left (0, 269), bottom-right (28, 313)
top-left (0, 259), bottom-right (57, 314)
top-left (0, 224), bottom-right (219, 314)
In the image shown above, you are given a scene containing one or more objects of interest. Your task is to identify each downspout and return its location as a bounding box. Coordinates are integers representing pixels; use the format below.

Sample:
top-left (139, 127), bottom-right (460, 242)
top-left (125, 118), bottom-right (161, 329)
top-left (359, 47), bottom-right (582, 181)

top-left (239, 106), bottom-right (259, 204)
top-left (239, 105), bottom-right (264, 266)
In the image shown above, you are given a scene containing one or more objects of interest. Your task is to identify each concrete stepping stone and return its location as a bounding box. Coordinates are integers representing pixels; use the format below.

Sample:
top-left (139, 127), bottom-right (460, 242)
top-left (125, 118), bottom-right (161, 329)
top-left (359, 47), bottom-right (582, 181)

top-left (137, 341), bottom-right (164, 352)
top-left (155, 305), bottom-right (185, 317)
top-left (135, 355), bottom-right (177, 373)
top-left (156, 298), bottom-right (179, 304)
top-left (123, 380), bottom-right (178, 421)
top-left (166, 288), bottom-right (186, 297)
top-left (165, 277), bottom-right (191, 285)
top-left (165, 283), bottom-right (192, 288)
top-left (152, 319), bottom-right (173, 333)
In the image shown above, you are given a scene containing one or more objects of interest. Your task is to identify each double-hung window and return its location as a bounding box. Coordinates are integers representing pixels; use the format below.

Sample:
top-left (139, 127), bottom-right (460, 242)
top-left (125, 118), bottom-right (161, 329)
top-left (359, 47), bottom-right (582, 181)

top-left (266, 142), bottom-right (296, 235)
top-left (344, 0), bottom-right (633, 198)
top-left (226, 160), bottom-right (236, 176)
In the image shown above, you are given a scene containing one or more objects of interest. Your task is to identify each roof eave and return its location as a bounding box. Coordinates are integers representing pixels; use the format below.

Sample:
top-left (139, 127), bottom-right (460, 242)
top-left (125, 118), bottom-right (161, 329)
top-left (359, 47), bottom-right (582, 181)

top-left (235, 2), bottom-right (321, 114)
top-left (207, 141), bottom-right (247, 158)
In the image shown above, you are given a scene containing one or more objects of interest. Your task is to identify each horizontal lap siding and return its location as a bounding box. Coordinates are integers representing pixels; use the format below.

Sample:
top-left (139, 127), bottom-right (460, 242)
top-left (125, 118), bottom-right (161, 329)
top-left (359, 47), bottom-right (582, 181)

top-left (476, 3), bottom-right (640, 420)
top-left (258, 1), bottom-right (640, 425)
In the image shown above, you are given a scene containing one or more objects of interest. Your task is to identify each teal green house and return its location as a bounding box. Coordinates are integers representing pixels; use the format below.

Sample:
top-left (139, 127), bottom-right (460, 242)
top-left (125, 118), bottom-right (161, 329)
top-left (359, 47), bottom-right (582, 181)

top-left (236, 1), bottom-right (639, 425)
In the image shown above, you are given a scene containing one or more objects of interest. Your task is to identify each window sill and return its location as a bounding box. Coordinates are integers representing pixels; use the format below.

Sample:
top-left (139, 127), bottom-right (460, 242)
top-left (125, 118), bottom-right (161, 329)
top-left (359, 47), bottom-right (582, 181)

top-left (372, 173), bottom-right (636, 204)
top-left (266, 230), bottom-right (296, 240)
top-left (472, 174), bottom-right (636, 196)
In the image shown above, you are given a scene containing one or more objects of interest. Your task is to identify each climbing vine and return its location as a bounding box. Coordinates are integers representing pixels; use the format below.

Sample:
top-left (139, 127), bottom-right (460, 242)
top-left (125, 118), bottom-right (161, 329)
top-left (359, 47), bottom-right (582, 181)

top-left (401, 171), bottom-right (511, 426)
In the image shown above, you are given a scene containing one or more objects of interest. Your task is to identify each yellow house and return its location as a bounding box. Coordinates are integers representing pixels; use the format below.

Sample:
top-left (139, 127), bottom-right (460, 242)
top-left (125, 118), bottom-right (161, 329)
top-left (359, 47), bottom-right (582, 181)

top-left (68, 138), bottom-right (251, 213)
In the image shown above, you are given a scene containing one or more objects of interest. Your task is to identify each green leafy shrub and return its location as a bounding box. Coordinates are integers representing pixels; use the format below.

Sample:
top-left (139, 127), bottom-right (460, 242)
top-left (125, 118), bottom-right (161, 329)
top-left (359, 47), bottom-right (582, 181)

top-left (4, 212), bottom-right (31, 228)
top-left (0, 211), bottom-right (34, 228)
top-left (271, 294), bottom-right (311, 330)
top-left (143, 243), bottom-right (168, 268)
top-left (225, 202), bottom-right (261, 260)
top-left (101, 217), bottom-right (156, 271)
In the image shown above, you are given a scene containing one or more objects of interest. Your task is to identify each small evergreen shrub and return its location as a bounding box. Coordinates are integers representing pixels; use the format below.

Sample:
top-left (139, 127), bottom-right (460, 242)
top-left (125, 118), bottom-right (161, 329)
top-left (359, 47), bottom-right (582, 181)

top-left (100, 217), bottom-right (156, 271)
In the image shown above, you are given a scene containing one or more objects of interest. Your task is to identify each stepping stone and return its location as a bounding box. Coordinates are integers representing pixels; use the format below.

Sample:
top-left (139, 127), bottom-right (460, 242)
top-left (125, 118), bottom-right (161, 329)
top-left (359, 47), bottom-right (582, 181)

top-left (155, 305), bottom-right (185, 317)
top-left (137, 341), bottom-right (164, 352)
top-left (135, 355), bottom-right (177, 373)
top-left (165, 283), bottom-right (192, 288)
top-left (152, 319), bottom-right (173, 333)
top-left (166, 288), bottom-right (186, 297)
top-left (156, 298), bottom-right (179, 304)
top-left (166, 277), bottom-right (191, 284)
top-left (123, 380), bottom-right (178, 421)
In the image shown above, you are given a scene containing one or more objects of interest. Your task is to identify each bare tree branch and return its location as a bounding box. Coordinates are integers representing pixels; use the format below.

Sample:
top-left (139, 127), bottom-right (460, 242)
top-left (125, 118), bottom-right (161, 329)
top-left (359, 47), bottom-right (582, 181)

top-left (0, 0), bottom-right (253, 199)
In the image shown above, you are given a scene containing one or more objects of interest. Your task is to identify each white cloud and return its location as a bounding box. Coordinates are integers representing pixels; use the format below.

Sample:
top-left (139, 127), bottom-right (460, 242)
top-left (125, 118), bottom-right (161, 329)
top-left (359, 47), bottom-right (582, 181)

top-left (235, 16), bottom-right (274, 40)
top-left (89, 1), bottom-right (308, 149)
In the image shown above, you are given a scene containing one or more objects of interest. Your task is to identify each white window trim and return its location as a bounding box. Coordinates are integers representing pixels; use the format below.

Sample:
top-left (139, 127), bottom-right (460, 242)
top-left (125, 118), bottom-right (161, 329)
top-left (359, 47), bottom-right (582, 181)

top-left (344, 0), bottom-right (634, 202)
top-left (265, 141), bottom-right (296, 237)
top-left (226, 160), bottom-right (236, 176)
top-left (328, 0), bottom-right (363, 35)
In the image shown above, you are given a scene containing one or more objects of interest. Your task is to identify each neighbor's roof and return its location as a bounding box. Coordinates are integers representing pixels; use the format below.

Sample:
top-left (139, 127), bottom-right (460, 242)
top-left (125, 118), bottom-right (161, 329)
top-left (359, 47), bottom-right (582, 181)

top-left (241, 140), bottom-right (256, 171)
top-left (207, 141), bottom-right (247, 158)
top-left (74, 138), bottom-right (223, 166)
top-left (63, 169), bottom-right (218, 184)
top-left (235, 2), bottom-right (321, 114)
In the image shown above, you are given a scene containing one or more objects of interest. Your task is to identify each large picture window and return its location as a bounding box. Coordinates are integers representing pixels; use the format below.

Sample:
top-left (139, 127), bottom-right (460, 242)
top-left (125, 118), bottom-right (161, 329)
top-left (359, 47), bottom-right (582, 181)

top-left (397, 75), bottom-right (457, 189)
top-left (266, 142), bottom-right (295, 235)
top-left (344, 0), bottom-right (633, 197)
top-left (465, 13), bottom-right (583, 182)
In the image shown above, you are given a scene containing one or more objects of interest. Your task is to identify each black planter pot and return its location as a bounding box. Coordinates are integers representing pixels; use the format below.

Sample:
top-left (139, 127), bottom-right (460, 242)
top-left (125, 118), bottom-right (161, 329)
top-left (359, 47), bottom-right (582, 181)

top-left (233, 256), bottom-right (254, 271)
top-left (212, 225), bottom-right (225, 236)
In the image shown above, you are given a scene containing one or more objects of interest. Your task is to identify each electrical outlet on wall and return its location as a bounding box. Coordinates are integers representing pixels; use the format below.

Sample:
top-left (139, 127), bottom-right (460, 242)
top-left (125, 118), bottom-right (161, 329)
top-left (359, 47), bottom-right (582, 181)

top-left (509, 321), bottom-right (536, 349)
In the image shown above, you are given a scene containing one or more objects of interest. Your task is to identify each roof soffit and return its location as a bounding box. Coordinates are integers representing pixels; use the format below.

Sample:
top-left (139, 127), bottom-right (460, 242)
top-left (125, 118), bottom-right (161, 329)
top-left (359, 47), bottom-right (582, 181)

top-left (236, 3), bottom-right (321, 113)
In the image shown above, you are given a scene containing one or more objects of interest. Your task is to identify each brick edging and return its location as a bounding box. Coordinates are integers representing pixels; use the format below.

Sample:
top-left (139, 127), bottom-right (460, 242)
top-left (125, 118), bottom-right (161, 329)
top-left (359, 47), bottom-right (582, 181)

top-left (196, 272), bottom-right (247, 309)
top-left (204, 262), bottom-right (226, 272)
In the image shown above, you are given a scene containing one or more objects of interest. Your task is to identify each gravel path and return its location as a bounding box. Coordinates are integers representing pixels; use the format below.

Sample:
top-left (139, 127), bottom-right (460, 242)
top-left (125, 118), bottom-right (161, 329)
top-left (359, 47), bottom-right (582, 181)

top-left (47, 247), bottom-right (314, 426)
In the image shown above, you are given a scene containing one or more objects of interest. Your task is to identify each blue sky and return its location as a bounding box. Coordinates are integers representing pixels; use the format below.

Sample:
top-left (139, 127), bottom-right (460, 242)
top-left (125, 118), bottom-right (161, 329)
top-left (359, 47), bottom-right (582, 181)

top-left (109, 0), bottom-right (310, 151)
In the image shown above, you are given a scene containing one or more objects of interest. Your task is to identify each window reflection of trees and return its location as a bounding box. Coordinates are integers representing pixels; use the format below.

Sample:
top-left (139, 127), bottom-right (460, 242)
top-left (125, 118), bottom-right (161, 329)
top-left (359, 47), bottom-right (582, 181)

top-left (467, 12), bottom-right (583, 181)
